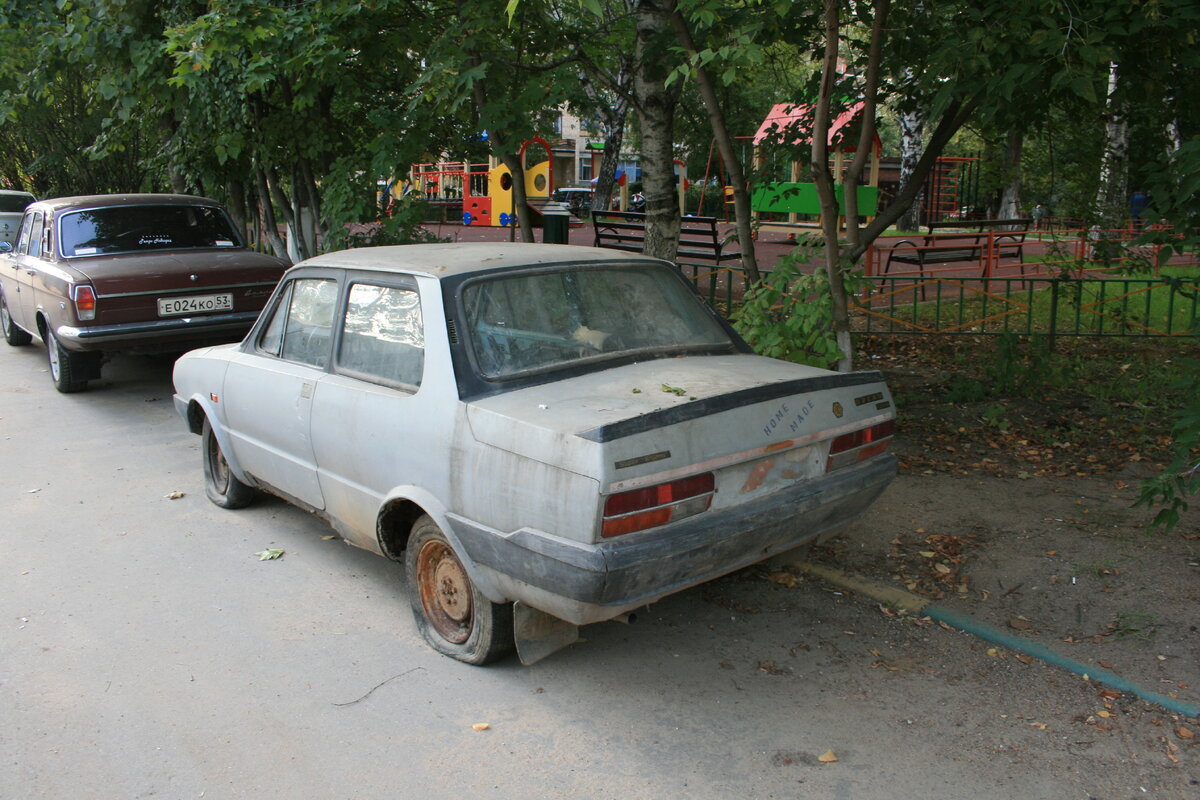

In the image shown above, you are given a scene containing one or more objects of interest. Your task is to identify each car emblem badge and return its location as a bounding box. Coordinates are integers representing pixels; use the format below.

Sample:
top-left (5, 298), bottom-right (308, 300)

top-left (832, 402), bottom-right (843, 418)
top-left (190, 274), bottom-right (199, 281)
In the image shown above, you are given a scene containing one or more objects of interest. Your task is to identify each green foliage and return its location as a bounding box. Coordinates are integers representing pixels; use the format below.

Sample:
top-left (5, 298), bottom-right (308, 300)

top-left (1135, 356), bottom-right (1200, 532)
top-left (732, 237), bottom-right (851, 368)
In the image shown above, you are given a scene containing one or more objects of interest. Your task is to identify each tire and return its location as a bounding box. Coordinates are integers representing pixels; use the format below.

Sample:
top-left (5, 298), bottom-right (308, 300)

top-left (1, 293), bottom-right (32, 346)
top-left (44, 327), bottom-right (88, 393)
top-left (202, 418), bottom-right (255, 509)
top-left (405, 515), bottom-right (514, 665)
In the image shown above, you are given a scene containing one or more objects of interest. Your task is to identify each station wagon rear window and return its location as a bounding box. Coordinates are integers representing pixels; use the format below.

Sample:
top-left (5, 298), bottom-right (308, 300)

top-left (58, 204), bottom-right (242, 257)
top-left (0, 193), bottom-right (34, 213)
top-left (463, 264), bottom-right (733, 379)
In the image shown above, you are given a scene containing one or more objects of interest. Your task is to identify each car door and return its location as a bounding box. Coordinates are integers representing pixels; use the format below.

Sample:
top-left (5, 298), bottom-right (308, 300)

top-left (308, 275), bottom-right (448, 549)
top-left (2, 211), bottom-right (36, 330)
top-left (16, 210), bottom-right (47, 325)
top-left (222, 275), bottom-right (339, 510)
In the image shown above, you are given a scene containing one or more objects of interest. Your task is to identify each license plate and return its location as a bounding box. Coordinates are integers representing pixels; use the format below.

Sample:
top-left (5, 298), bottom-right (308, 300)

top-left (158, 293), bottom-right (234, 317)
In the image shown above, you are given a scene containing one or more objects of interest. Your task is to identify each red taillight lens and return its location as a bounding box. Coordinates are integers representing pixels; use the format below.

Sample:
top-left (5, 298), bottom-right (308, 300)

top-left (72, 285), bottom-right (97, 321)
top-left (602, 472), bottom-right (715, 538)
top-left (827, 420), bottom-right (895, 470)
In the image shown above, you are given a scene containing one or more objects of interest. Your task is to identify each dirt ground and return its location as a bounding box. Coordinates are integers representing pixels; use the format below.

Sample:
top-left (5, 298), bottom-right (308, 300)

top-left (743, 334), bottom-right (1200, 797)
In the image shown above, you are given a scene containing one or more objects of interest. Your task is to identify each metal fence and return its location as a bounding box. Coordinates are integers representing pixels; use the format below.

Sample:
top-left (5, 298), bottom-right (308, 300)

top-left (854, 275), bottom-right (1199, 341)
top-left (677, 259), bottom-right (1199, 343)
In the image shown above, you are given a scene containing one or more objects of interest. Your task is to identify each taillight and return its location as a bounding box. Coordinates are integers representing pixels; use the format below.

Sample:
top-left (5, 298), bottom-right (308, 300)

top-left (602, 472), bottom-right (715, 538)
top-left (72, 285), bottom-right (97, 321)
top-left (827, 419), bottom-right (895, 471)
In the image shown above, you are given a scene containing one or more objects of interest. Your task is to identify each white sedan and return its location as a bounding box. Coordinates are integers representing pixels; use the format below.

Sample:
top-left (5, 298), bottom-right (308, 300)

top-left (172, 243), bottom-right (896, 664)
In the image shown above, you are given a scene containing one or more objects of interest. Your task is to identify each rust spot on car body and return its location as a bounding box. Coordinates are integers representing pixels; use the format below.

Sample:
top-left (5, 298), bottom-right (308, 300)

top-left (742, 458), bottom-right (776, 492)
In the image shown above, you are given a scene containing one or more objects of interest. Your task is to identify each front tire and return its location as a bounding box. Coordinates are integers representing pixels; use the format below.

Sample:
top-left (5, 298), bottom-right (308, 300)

top-left (405, 515), bottom-right (514, 665)
top-left (202, 418), bottom-right (255, 509)
top-left (45, 327), bottom-right (87, 393)
top-left (1, 294), bottom-right (32, 346)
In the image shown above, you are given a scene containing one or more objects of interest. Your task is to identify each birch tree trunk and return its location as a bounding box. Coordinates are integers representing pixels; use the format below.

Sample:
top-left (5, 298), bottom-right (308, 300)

top-left (633, 0), bottom-right (680, 260)
top-left (1094, 62), bottom-right (1128, 223)
top-left (896, 106), bottom-right (925, 231)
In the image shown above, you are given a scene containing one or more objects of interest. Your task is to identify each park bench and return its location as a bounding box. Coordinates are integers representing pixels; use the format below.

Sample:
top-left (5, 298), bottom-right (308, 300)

top-left (592, 210), bottom-right (741, 265)
top-left (883, 218), bottom-right (1032, 278)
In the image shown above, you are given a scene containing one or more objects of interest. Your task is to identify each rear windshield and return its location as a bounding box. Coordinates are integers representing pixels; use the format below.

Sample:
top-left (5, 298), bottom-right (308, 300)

top-left (0, 193), bottom-right (34, 213)
top-left (58, 204), bottom-right (242, 257)
top-left (463, 263), bottom-right (734, 379)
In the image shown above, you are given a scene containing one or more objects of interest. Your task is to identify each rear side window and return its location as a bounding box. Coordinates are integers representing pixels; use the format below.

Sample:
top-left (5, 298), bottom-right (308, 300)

top-left (58, 204), bottom-right (242, 257)
top-left (28, 212), bottom-right (44, 258)
top-left (337, 282), bottom-right (424, 389)
top-left (258, 278), bottom-right (338, 368)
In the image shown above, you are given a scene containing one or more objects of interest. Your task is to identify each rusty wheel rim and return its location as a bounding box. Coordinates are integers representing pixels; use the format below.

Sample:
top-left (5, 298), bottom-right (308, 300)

top-left (416, 539), bottom-right (473, 644)
top-left (206, 431), bottom-right (230, 494)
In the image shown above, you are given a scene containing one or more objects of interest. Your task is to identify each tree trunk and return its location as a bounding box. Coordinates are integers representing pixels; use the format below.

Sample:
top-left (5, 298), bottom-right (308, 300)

top-left (633, 0), bottom-right (680, 260)
top-left (498, 150), bottom-right (535, 242)
top-left (998, 128), bottom-right (1023, 220)
top-left (897, 105), bottom-right (925, 231)
top-left (811, 0), bottom-right (852, 371)
top-left (1094, 62), bottom-right (1128, 223)
top-left (253, 164), bottom-right (291, 262)
top-left (591, 122), bottom-right (625, 216)
top-left (667, 5), bottom-right (760, 282)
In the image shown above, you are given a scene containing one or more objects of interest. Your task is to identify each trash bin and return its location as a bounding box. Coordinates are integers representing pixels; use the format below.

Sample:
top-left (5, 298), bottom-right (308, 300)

top-left (540, 204), bottom-right (572, 244)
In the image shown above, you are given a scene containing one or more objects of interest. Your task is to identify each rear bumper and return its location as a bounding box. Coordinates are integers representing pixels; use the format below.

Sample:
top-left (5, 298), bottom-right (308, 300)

top-left (447, 454), bottom-right (897, 625)
top-left (55, 311), bottom-right (260, 351)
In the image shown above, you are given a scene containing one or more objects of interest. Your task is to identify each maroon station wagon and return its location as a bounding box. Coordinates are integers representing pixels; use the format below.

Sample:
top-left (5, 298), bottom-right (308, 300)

top-left (0, 194), bottom-right (288, 392)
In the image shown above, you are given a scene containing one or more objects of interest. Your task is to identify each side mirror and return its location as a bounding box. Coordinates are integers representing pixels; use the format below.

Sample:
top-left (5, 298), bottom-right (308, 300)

top-left (0, 241), bottom-right (12, 254)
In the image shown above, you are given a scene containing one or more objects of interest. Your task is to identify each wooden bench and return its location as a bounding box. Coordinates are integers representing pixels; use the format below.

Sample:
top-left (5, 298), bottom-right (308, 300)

top-left (592, 210), bottom-right (741, 264)
top-left (884, 218), bottom-right (1032, 277)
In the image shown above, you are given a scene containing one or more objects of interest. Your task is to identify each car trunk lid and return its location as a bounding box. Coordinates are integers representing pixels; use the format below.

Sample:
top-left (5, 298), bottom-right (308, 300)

top-left (466, 354), bottom-right (895, 505)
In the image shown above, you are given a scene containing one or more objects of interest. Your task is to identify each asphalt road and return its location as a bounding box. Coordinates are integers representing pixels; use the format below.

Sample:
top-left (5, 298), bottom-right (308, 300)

top-left (2, 339), bottom-right (1192, 799)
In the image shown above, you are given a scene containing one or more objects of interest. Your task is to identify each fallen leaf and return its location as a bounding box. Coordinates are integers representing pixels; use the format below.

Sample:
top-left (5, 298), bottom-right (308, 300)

top-left (1098, 689), bottom-right (1121, 699)
top-left (25, 488), bottom-right (40, 494)
top-left (818, 750), bottom-right (838, 763)
top-left (1008, 617), bottom-right (1033, 630)
top-left (1178, 726), bottom-right (1195, 740)
top-left (1097, 710), bottom-right (1113, 718)
top-left (1030, 722), bottom-right (1049, 731)
top-left (472, 723), bottom-right (490, 731)
top-left (1015, 654), bottom-right (1034, 665)
top-left (255, 548), bottom-right (285, 561)
top-left (165, 491), bottom-right (185, 500)
top-left (919, 551), bottom-right (936, 558)
top-left (934, 563), bottom-right (951, 575)
top-left (766, 572), bottom-right (798, 588)
top-left (321, 535), bottom-right (337, 541)
top-left (986, 648), bottom-right (1000, 657)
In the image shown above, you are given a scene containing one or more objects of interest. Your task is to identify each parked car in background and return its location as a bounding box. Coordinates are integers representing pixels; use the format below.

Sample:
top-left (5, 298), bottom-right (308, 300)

top-left (0, 189), bottom-right (36, 246)
top-left (0, 194), bottom-right (289, 392)
top-left (172, 243), bottom-right (897, 665)
top-left (551, 187), bottom-right (593, 217)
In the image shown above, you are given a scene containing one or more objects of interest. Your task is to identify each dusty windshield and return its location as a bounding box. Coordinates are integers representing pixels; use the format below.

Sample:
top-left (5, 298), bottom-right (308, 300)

top-left (59, 204), bottom-right (242, 257)
top-left (463, 263), bottom-right (733, 379)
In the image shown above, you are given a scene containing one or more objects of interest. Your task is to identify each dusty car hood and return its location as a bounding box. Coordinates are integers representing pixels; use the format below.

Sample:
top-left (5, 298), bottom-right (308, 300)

top-left (63, 248), bottom-right (288, 294)
top-left (466, 355), bottom-right (889, 482)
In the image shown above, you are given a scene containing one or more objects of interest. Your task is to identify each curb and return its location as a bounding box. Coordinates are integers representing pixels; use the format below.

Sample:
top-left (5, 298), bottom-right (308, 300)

top-left (794, 560), bottom-right (1200, 719)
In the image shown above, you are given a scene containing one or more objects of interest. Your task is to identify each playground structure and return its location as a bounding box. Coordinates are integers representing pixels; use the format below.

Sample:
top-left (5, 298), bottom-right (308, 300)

top-left (747, 102), bottom-right (881, 234)
top-left (406, 137), bottom-right (555, 228)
